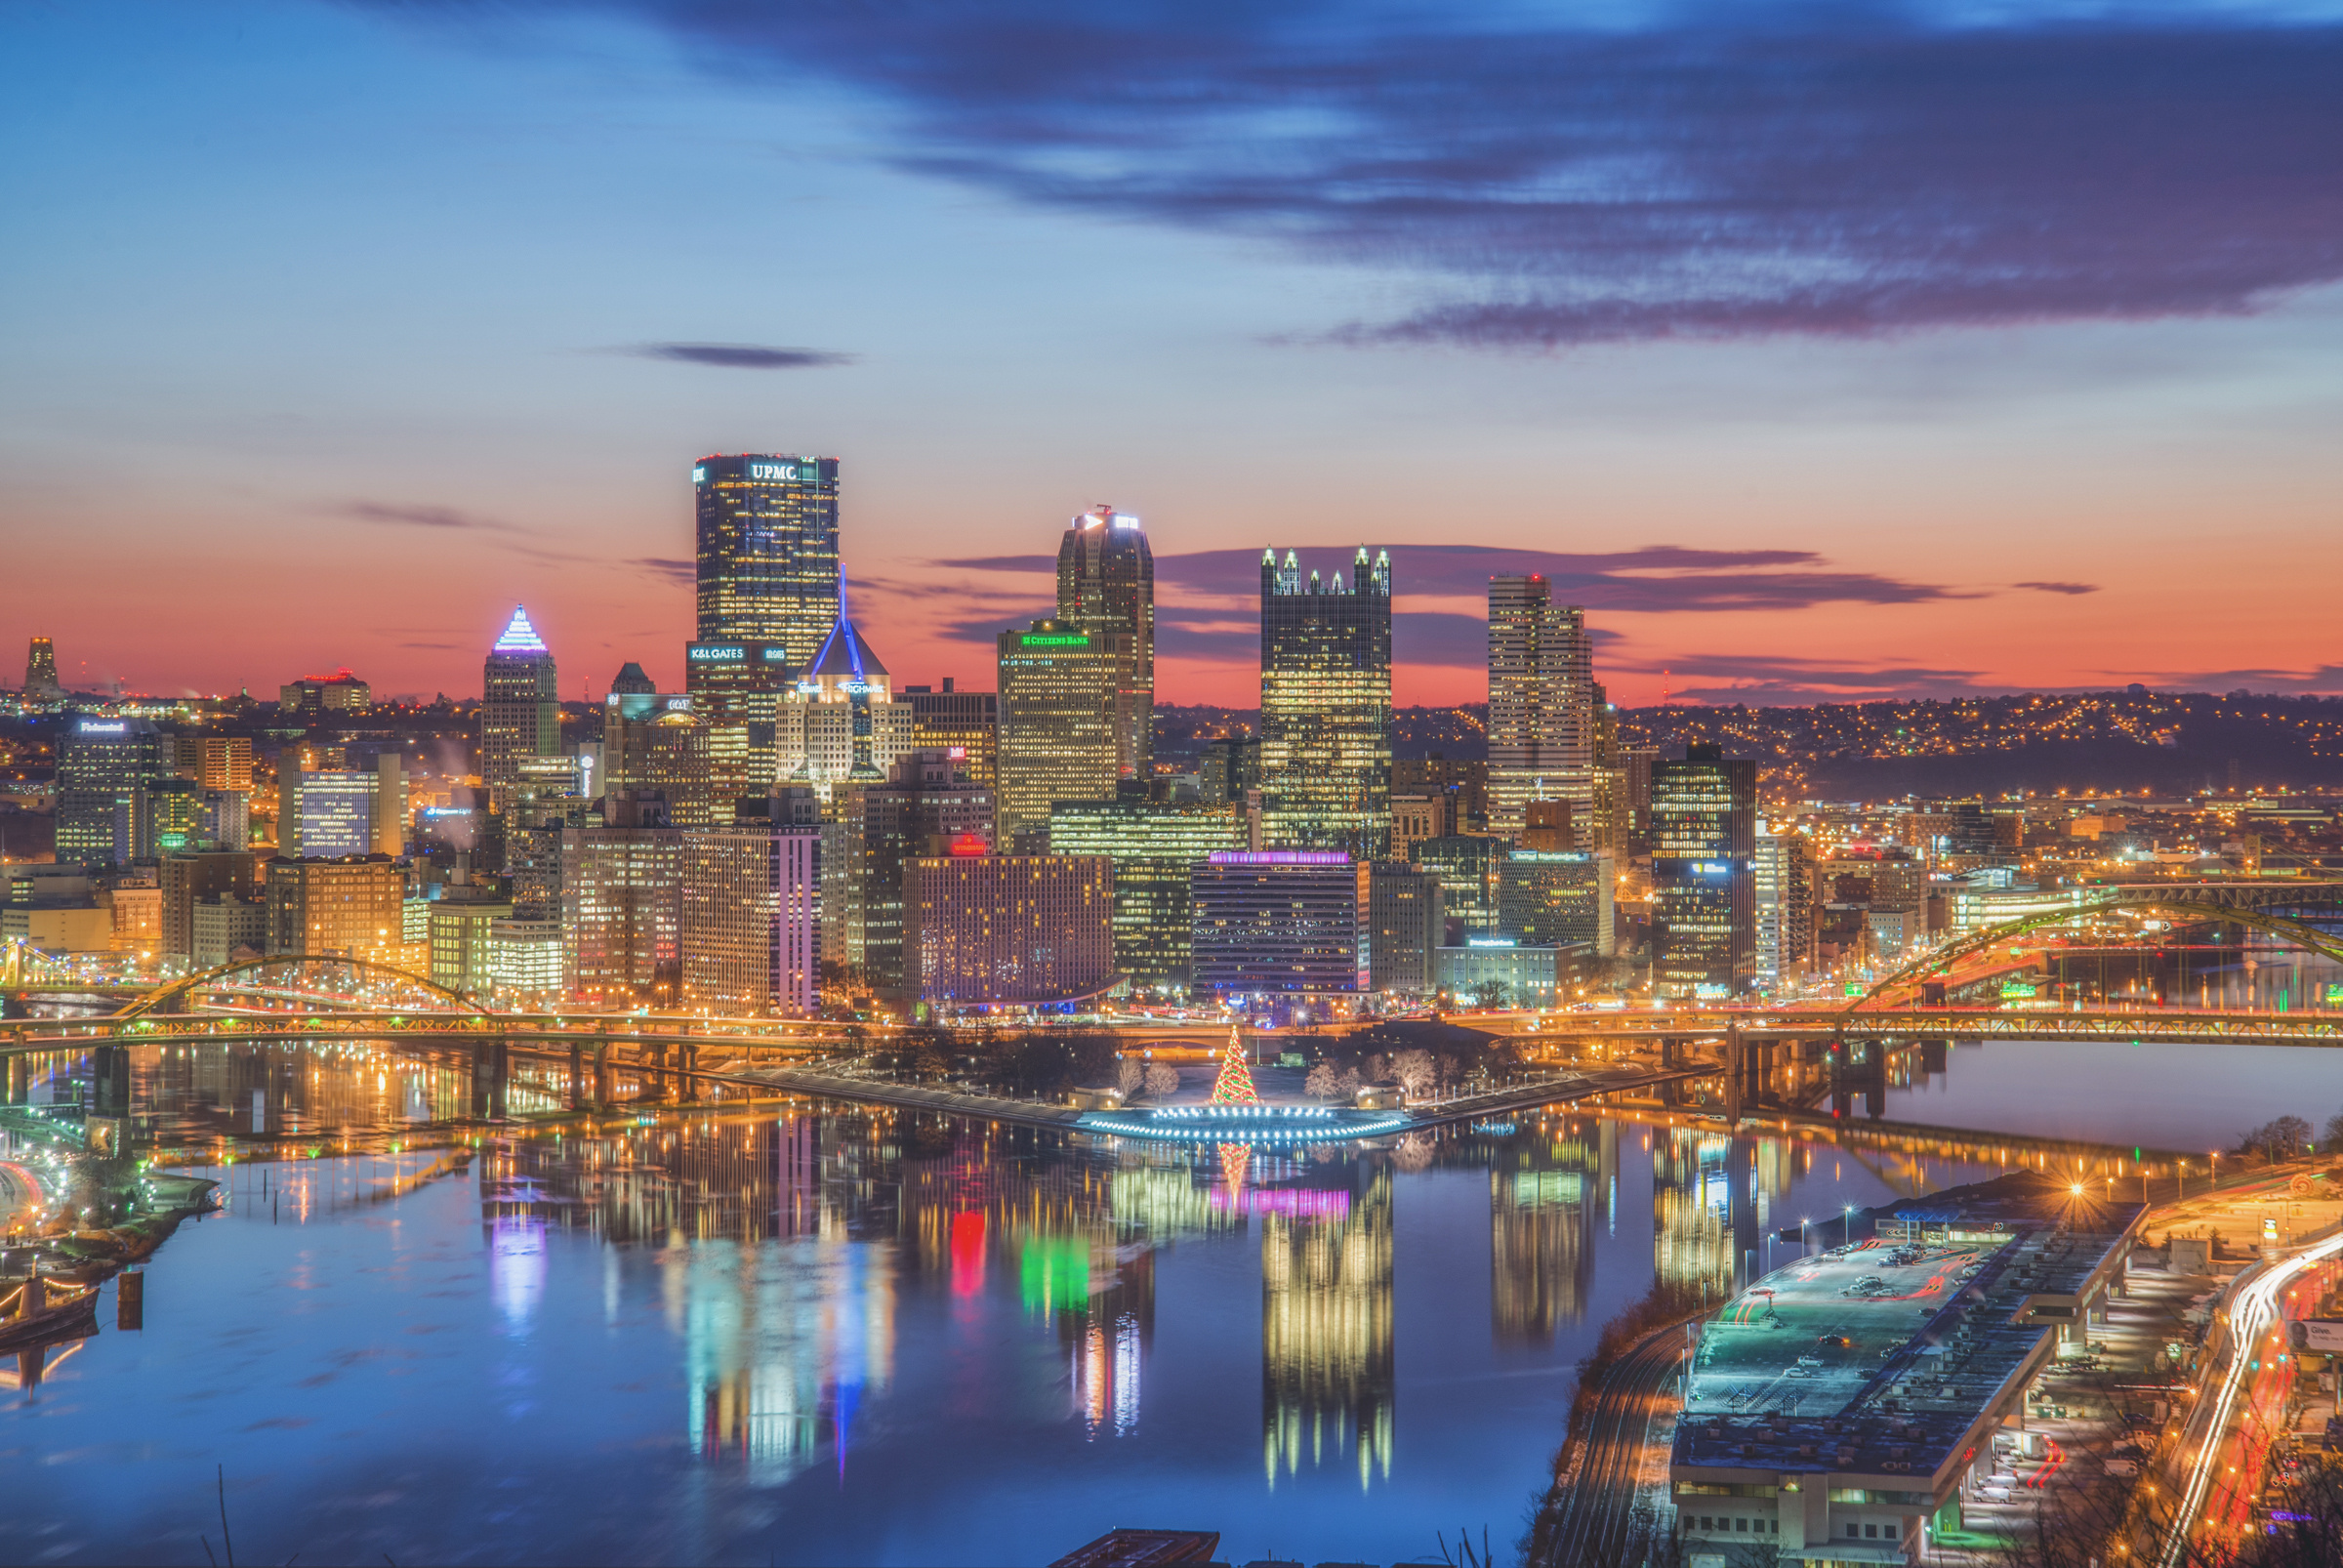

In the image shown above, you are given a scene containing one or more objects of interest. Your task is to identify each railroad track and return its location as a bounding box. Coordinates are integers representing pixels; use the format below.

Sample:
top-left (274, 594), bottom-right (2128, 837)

top-left (1541, 1322), bottom-right (1690, 1567)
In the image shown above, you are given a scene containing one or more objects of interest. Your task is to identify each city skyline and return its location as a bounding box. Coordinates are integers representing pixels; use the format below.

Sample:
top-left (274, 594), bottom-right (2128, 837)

top-left (4, 3), bottom-right (2339, 709)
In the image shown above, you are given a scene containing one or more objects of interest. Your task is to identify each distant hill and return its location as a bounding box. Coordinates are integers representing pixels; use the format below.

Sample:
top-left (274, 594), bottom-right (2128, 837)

top-left (1157, 690), bottom-right (2343, 795)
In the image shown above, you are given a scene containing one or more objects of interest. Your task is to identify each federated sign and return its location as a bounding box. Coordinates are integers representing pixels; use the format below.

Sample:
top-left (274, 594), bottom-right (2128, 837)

top-left (2288, 1319), bottom-right (2343, 1353)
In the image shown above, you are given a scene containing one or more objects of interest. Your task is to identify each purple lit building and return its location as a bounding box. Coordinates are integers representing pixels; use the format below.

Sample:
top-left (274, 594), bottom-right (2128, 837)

top-left (1188, 850), bottom-right (1369, 1001)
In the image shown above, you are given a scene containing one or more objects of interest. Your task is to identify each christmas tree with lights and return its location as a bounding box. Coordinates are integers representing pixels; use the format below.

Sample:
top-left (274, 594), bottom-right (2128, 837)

top-left (1210, 1025), bottom-right (1261, 1104)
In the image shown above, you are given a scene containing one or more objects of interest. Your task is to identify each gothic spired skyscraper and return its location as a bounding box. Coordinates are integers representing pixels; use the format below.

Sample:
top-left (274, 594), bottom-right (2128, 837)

top-left (1055, 504), bottom-right (1154, 779)
top-left (481, 605), bottom-right (559, 819)
top-left (1487, 575), bottom-right (1594, 846)
top-left (693, 454), bottom-right (842, 669)
top-left (1258, 548), bottom-right (1392, 858)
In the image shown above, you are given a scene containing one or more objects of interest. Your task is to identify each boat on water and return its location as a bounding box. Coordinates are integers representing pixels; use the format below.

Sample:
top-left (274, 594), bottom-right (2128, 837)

top-left (0, 1276), bottom-right (100, 1351)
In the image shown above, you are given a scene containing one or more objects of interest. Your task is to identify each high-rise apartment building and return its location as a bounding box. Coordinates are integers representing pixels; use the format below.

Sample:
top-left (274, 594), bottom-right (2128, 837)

top-left (902, 681), bottom-right (998, 793)
top-left (1056, 504), bottom-right (1154, 779)
top-left (1753, 819), bottom-right (1815, 992)
top-left (693, 454), bottom-right (841, 666)
top-left (481, 605), bottom-right (559, 818)
top-left (263, 854), bottom-right (405, 963)
top-left (906, 851), bottom-right (1114, 1007)
top-left (560, 792), bottom-right (684, 1008)
top-left (1650, 745), bottom-right (1756, 998)
top-left (776, 613), bottom-right (916, 798)
top-left (1048, 793), bottom-right (1242, 992)
top-left (1259, 549), bottom-right (1393, 858)
top-left (1586, 685), bottom-right (1630, 854)
top-left (22, 637), bottom-right (61, 698)
top-left (429, 891), bottom-right (514, 998)
top-left (57, 716), bottom-right (169, 867)
top-left (1189, 850), bottom-right (1370, 1000)
top-left (1414, 834), bottom-right (1500, 940)
top-left (1198, 736), bottom-right (1261, 807)
top-left (1487, 576), bottom-right (1593, 846)
top-left (996, 620), bottom-right (1122, 848)
top-left (681, 788), bottom-right (823, 1014)
top-left (1499, 849), bottom-right (1616, 957)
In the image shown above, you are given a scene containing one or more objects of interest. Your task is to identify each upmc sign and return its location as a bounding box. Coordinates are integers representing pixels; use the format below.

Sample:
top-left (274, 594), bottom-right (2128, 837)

top-left (749, 462), bottom-right (804, 482)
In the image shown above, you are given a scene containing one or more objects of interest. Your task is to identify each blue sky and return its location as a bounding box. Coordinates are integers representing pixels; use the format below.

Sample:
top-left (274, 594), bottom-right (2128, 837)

top-left (3, 0), bottom-right (2338, 705)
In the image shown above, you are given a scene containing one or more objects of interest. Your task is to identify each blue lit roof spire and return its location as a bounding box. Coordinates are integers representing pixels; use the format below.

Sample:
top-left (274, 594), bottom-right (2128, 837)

top-left (492, 604), bottom-right (549, 656)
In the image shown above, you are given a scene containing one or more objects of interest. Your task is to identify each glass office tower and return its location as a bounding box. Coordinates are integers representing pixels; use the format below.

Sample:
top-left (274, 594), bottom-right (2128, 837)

top-left (1487, 575), bottom-right (1594, 845)
top-left (481, 605), bottom-right (559, 820)
top-left (1258, 548), bottom-right (1393, 859)
top-left (1650, 744), bottom-right (1756, 998)
top-left (1055, 504), bottom-right (1154, 779)
top-left (693, 454), bottom-right (842, 668)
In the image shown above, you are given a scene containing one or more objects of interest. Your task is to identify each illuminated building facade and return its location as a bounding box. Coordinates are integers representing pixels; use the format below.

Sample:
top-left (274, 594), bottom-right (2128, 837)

top-left (1055, 504), bottom-right (1154, 780)
top-left (149, 779), bottom-right (204, 853)
top-left (906, 851), bottom-right (1114, 1006)
top-left (277, 668), bottom-right (371, 716)
top-left (1188, 850), bottom-right (1370, 999)
top-left (560, 793), bottom-right (683, 1007)
top-left (1498, 848), bottom-right (1616, 957)
top-left (1651, 744), bottom-right (1756, 999)
top-left (200, 789), bottom-right (250, 852)
top-left (489, 914), bottom-right (562, 1000)
top-left (1435, 936), bottom-right (1578, 1007)
top-left (190, 893), bottom-right (267, 968)
top-left (57, 715), bottom-right (168, 868)
top-left (1586, 684), bottom-right (1630, 854)
top-left (995, 620), bottom-right (1122, 848)
top-left (160, 849), bottom-right (258, 968)
top-left (776, 613), bottom-right (916, 799)
top-left (680, 789), bottom-right (822, 1014)
top-left (1366, 862), bottom-right (1442, 995)
top-left (22, 636), bottom-right (61, 698)
top-left (1487, 575), bottom-right (1593, 845)
top-left (824, 752), bottom-right (994, 991)
top-left (1261, 1168), bottom-right (1394, 1489)
top-left (693, 454), bottom-right (841, 667)
top-left (1259, 548), bottom-right (1392, 858)
top-left (684, 639), bottom-right (793, 726)
top-left (281, 763), bottom-right (401, 858)
top-left (1413, 834), bottom-right (1500, 937)
top-left (263, 854), bottom-right (404, 963)
top-left (902, 681), bottom-right (997, 793)
top-left (429, 894), bottom-right (514, 997)
top-left (1753, 820), bottom-right (1815, 991)
top-left (481, 605), bottom-right (559, 819)
top-left (172, 734), bottom-right (252, 793)
top-left (1047, 796), bottom-right (1243, 991)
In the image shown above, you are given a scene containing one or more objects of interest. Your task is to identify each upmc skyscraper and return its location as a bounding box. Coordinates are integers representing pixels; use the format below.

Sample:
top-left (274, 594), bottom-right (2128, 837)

top-left (692, 455), bottom-right (842, 668)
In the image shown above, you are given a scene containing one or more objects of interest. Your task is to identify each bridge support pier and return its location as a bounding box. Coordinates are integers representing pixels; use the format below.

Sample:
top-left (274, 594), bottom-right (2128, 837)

top-left (567, 1043), bottom-right (583, 1109)
top-left (90, 1045), bottom-right (129, 1117)
top-left (1723, 1027), bottom-right (1746, 1125)
top-left (592, 1043), bottom-right (610, 1108)
top-left (1659, 1036), bottom-right (1679, 1070)
top-left (1919, 1038), bottom-right (1948, 1076)
top-left (1863, 1042), bottom-right (1886, 1120)
top-left (471, 1041), bottom-right (508, 1121)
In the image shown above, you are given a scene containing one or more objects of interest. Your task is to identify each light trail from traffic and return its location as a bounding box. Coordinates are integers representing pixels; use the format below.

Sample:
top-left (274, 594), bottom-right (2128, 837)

top-left (2158, 1227), bottom-right (2343, 1568)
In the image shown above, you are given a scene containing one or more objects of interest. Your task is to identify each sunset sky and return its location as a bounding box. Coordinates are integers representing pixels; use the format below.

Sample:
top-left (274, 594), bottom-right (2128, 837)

top-left (3, 1), bottom-right (2338, 708)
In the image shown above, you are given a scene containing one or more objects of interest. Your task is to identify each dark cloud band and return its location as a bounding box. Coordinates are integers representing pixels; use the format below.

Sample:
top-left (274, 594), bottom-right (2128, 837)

top-left (625, 344), bottom-right (853, 369)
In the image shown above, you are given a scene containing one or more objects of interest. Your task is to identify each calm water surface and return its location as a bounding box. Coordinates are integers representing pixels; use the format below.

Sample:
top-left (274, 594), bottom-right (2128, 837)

top-left (0, 1031), bottom-right (2316, 1565)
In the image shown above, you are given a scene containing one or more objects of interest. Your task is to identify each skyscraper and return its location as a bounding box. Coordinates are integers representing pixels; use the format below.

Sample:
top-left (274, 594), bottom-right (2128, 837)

top-left (693, 454), bottom-right (841, 666)
top-left (1048, 793), bottom-right (1242, 992)
top-left (777, 610), bottom-right (916, 797)
top-left (562, 791), bottom-right (683, 1007)
top-left (1753, 818), bottom-right (1815, 993)
top-left (681, 788), bottom-right (823, 1014)
top-left (995, 620), bottom-right (1122, 847)
top-left (57, 716), bottom-right (169, 867)
top-left (481, 605), bottom-right (559, 818)
top-left (22, 637), bottom-right (61, 698)
top-left (1056, 504), bottom-right (1154, 779)
top-left (1487, 575), bottom-right (1593, 846)
top-left (1650, 744), bottom-right (1756, 998)
top-left (1259, 548), bottom-right (1393, 858)
top-left (902, 681), bottom-right (998, 792)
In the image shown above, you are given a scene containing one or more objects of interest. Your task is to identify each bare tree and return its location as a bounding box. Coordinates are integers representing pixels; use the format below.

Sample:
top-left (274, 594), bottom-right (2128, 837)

top-left (1391, 1049), bottom-right (1437, 1101)
top-left (1142, 1062), bottom-right (1179, 1098)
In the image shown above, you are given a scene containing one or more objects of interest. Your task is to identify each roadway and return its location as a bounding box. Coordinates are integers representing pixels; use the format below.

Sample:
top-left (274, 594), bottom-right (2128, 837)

top-left (2159, 1223), bottom-right (2343, 1566)
top-left (1538, 1319), bottom-right (1692, 1568)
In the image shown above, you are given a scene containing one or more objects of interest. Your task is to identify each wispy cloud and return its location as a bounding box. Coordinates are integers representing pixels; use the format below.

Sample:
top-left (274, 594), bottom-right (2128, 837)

top-left (2016, 581), bottom-right (2099, 596)
top-left (387, 3), bottom-right (2343, 348)
top-left (629, 557), bottom-right (695, 586)
top-left (621, 343), bottom-right (854, 369)
top-left (338, 500), bottom-right (521, 534)
top-left (1637, 654), bottom-right (1993, 703)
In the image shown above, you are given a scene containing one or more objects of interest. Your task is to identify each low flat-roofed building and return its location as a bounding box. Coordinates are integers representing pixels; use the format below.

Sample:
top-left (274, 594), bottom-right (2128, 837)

top-left (1188, 850), bottom-right (1369, 999)
top-left (1434, 935), bottom-right (1583, 1008)
top-left (1669, 1173), bottom-right (2142, 1565)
